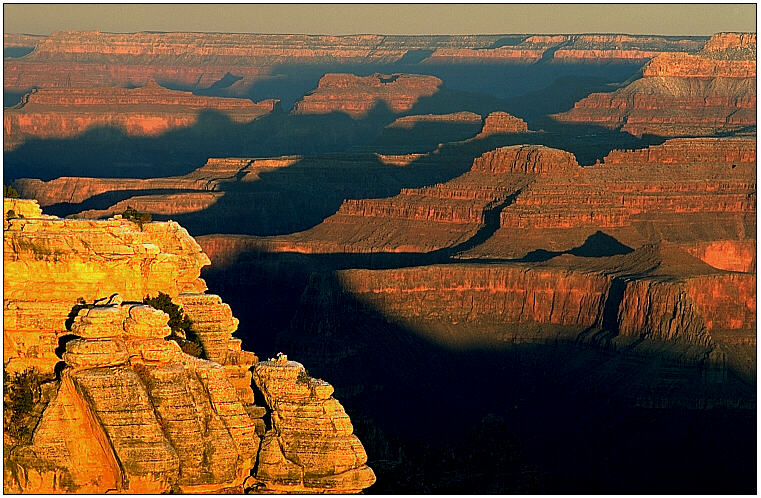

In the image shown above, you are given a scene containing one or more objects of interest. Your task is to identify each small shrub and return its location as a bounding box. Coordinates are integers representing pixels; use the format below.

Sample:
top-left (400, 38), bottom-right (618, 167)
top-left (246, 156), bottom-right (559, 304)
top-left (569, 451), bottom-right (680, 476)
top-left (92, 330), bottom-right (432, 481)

top-left (143, 292), bottom-right (205, 358)
top-left (3, 368), bottom-right (43, 445)
top-left (122, 206), bottom-right (152, 230)
top-left (296, 369), bottom-right (311, 385)
top-left (6, 209), bottom-right (17, 219)
top-left (4, 184), bottom-right (19, 198)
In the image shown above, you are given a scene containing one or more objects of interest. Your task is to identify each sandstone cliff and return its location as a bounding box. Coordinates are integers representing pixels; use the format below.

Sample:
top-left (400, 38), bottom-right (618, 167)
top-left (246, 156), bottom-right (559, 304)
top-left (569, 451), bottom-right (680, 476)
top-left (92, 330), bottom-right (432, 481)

top-left (4, 81), bottom-right (277, 150)
top-left (552, 33), bottom-right (756, 137)
top-left (3, 199), bottom-right (375, 494)
top-left (474, 111), bottom-right (529, 138)
top-left (291, 73), bottom-right (442, 117)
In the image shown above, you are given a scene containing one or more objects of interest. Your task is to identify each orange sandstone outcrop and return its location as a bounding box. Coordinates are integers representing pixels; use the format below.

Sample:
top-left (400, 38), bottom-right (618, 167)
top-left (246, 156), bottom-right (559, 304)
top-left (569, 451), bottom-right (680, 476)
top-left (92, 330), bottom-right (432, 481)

top-left (3, 81), bottom-right (277, 150)
top-left (6, 302), bottom-right (262, 493)
top-left (552, 33), bottom-right (756, 137)
top-left (251, 357), bottom-right (376, 493)
top-left (3, 199), bottom-right (375, 494)
top-left (291, 73), bottom-right (442, 117)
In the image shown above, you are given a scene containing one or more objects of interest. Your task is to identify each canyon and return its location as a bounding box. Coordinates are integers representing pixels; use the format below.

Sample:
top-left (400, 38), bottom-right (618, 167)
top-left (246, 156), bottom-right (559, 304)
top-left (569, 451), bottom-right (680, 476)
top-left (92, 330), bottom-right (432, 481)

top-left (3, 27), bottom-right (756, 494)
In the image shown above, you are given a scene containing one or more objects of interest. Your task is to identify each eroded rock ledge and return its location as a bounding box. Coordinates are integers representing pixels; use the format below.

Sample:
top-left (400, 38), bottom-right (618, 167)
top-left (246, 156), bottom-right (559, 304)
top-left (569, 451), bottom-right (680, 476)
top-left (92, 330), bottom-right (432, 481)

top-left (3, 199), bottom-right (375, 494)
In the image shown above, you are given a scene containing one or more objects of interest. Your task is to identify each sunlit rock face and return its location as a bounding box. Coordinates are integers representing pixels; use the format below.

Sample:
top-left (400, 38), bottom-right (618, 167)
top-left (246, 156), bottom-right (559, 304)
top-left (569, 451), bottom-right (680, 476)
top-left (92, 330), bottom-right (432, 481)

top-left (552, 33), bottom-right (756, 137)
top-left (3, 202), bottom-right (375, 494)
top-left (251, 357), bottom-right (376, 493)
top-left (3, 80), bottom-right (277, 150)
top-left (6, 302), bottom-right (262, 494)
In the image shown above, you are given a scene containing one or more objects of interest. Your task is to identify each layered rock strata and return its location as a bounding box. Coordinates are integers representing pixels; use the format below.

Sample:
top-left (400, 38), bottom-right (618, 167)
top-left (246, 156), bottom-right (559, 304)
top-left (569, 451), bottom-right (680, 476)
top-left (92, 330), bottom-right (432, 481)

top-left (385, 111), bottom-right (482, 129)
top-left (291, 73), bottom-right (442, 117)
top-left (3, 199), bottom-right (375, 494)
top-left (6, 303), bottom-right (262, 493)
top-left (467, 137), bottom-right (756, 260)
top-left (250, 357), bottom-right (376, 493)
top-left (4, 80), bottom-right (277, 150)
top-left (553, 33), bottom-right (756, 136)
top-left (4, 31), bottom-right (707, 94)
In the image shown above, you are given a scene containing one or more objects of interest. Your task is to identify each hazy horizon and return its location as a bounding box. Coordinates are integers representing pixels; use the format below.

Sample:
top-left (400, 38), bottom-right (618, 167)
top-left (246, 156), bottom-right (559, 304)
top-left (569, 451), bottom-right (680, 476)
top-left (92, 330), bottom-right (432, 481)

top-left (4, 4), bottom-right (757, 37)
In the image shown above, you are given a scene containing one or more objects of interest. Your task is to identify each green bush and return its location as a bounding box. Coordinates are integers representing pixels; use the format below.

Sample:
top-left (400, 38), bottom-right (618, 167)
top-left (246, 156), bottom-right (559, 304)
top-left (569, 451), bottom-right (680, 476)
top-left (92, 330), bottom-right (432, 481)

top-left (143, 292), bottom-right (205, 358)
top-left (122, 206), bottom-right (152, 230)
top-left (4, 184), bottom-right (19, 198)
top-left (6, 209), bottom-right (17, 219)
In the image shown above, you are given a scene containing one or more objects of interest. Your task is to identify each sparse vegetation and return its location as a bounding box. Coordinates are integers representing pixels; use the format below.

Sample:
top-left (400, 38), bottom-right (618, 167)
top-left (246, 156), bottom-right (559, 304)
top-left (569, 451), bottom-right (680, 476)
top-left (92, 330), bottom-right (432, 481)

top-left (296, 368), bottom-right (312, 385)
top-left (4, 184), bottom-right (19, 198)
top-left (122, 206), bottom-right (152, 230)
top-left (3, 368), bottom-right (43, 446)
top-left (6, 209), bottom-right (17, 219)
top-left (143, 292), bottom-right (205, 358)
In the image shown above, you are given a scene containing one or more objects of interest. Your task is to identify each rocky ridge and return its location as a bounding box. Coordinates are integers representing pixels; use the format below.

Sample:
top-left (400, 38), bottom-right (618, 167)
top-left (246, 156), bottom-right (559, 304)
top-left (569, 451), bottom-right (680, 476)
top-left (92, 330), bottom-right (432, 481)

top-left (4, 80), bottom-right (277, 150)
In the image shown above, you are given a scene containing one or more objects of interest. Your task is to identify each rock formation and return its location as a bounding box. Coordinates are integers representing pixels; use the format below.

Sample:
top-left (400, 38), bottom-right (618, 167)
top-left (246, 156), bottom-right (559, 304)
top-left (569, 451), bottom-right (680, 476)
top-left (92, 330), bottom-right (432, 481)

top-left (474, 111), bottom-right (529, 138)
top-left (292, 73), bottom-right (442, 117)
top-left (4, 80), bottom-right (277, 150)
top-left (385, 111), bottom-right (481, 129)
top-left (251, 356), bottom-right (376, 493)
top-left (3, 199), bottom-right (375, 494)
top-left (553, 33), bottom-right (756, 136)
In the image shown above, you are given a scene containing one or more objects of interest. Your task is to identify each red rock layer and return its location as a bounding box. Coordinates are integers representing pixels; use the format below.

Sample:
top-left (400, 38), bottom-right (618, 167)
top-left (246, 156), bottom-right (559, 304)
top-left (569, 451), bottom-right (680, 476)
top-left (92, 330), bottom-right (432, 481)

top-left (291, 73), bottom-right (442, 117)
top-left (331, 246), bottom-right (753, 348)
top-left (466, 138), bottom-right (755, 260)
top-left (475, 111), bottom-right (528, 138)
top-left (3, 81), bottom-right (277, 150)
top-left (386, 111), bottom-right (481, 129)
top-left (3, 33), bottom-right (46, 49)
top-left (702, 32), bottom-right (757, 52)
top-left (602, 137), bottom-right (756, 165)
top-left (14, 157), bottom-right (297, 207)
top-left (679, 239), bottom-right (756, 273)
top-left (471, 145), bottom-right (579, 175)
top-left (553, 33), bottom-right (756, 137)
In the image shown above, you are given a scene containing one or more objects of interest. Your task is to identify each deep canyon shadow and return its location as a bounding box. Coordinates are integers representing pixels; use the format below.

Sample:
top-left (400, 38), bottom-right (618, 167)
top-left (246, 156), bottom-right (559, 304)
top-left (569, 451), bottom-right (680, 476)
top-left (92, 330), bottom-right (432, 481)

top-left (201, 247), bottom-right (756, 494)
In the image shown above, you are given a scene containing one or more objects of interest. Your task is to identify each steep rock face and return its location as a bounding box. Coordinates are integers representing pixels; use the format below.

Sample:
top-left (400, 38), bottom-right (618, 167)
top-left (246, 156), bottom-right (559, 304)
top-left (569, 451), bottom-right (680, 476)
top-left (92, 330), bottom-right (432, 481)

top-left (6, 302), bottom-right (262, 494)
top-left (250, 357), bottom-right (376, 493)
top-left (291, 73), bottom-right (442, 117)
top-left (475, 111), bottom-right (528, 137)
top-left (679, 239), bottom-right (756, 273)
top-left (4, 81), bottom-right (277, 150)
top-left (552, 34), bottom-right (756, 137)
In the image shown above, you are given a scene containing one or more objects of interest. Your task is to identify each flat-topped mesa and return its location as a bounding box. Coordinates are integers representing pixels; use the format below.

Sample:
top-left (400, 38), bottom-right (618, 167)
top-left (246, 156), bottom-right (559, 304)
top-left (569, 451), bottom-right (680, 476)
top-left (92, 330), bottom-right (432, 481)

top-left (475, 111), bottom-right (529, 138)
top-left (3, 82), bottom-right (277, 150)
top-left (12, 156), bottom-right (297, 209)
top-left (291, 73), bottom-right (442, 117)
top-left (471, 145), bottom-right (580, 175)
top-left (250, 358), bottom-right (376, 493)
top-left (386, 111), bottom-right (481, 129)
top-left (700, 32), bottom-right (757, 59)
top-left (7, 300), bottom-right (263, 494)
